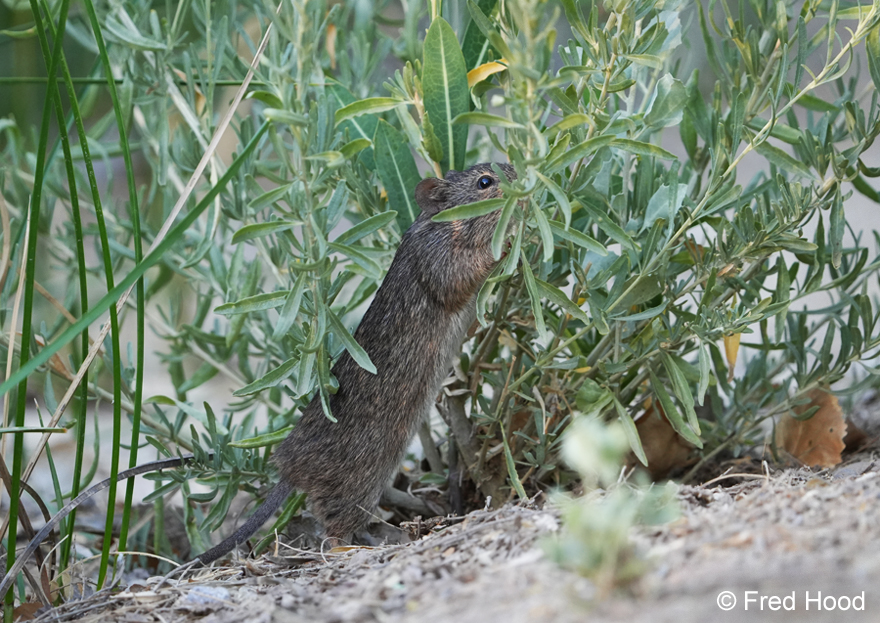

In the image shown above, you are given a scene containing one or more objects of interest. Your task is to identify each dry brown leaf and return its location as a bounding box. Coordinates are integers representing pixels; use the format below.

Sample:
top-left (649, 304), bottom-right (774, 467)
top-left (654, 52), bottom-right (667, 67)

top-left (775, 388), bottom-right (847, 468)
top-left (632, 401), bottom-right (695, 479)
top-left (12, 601), bottom-right (41, 621)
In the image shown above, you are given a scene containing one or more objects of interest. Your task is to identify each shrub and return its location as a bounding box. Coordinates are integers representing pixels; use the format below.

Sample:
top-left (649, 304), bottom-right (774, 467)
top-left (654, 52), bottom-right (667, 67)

top-left (1, 0), bottom-right (880, 602)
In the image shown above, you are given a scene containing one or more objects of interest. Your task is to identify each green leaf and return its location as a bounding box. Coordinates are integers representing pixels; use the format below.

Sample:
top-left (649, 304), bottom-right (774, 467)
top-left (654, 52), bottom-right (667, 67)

top-left (326, 306), bottom-right (377, 374)
top-left (328, 242), bottom-right (383, 279)
top-left (754, 141), bottom-right (813, 178)
top-left (535, 278), bottom-right (591, 325)
top-left (465, 0), bottom-right (511, 59)
top-left (374, 120), bottom-right (421, 230)
top-left (544, 114), bottom-right (592, 138)
top-left (272, 272), bottom-right (308, 340)
top-left (340, 138), bottom-right (371, 160)
top-left (262, 108), bottom-right (309, 126)
top-left (648, 370), bottom-right (702, 448)
top-left (462, 0), bottom-right (498, 69)
top-left (215, 291), bottom-right (288, 316)
top-left (548, 219), bottom-right (607, 255)
top-left (611, 138), bottom-right (677, 160)
top-left (423, 18), bottom-right (470, 172)
top-left (335, 97), bottom-right (402, 125)
top-left (491, 195), bottom-right (517, 260)
top-left (547, 135), bottom-right (616, 174)
top-left (232, 220), bottom-right (297, 244)
top-left (104, 13), bottom-right (166, 51)
top-left (334, 210), bottom-right (398, 246)
top-left (643, 184), bottom-right (689, 231)
top-left (431, 197), bottom-right (505, 222)
top-left (422, 110), bottom-right (445, 163)
top-left (645, 75), bottom-right (688, 129)
top-left (613, 397), bottom-right (647, 466)
top-left (661, 352), bottom-right (699, 435)
top-left (697, 344), bottom-right (710, 406)
top-left (520, 251), bottom-right (546, 335)
top-left (867, 21), bottom-right (880, 93)
top-left (531, 204), bottom-right (555, 262)
top-left (229, 426), bottom-right (293, 448)
top-left (328, 84), bottom-right (378, 168)
top-left (249, 183), bottom-right (294, 211)
top-left (452, 112), bottom-right (524, 128)
top-left (577, 196), bottom-right (639, 251)
top-left (501, 423), bottom-right (528, 500)
top-left (233, 357), bottom-right (299, 396)
top-left (609, 301), bottom-right (666, 321)
top-left (535, 171), bottom-right (573, 227)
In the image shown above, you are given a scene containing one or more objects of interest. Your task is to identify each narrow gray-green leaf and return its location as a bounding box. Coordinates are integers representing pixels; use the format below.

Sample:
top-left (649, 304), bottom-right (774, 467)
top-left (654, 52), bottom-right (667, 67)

top-left (661, 352), bottom-right (699, 435)
top-left (547, 135), bottom-right (616, 174)
top-left (272, 272), bottom-right (308, 340)
top-left (755, 141), bottom-right (813, 178)
top-left (613, 397), bottom-right (647, 466)
top-left (233, 357), bottom-right (299, 396)
top-left (228, 426), bottom-right (294, 448)
top-left (232, 220), bottom-right (297, 244)
top-left (326, 306), bottom-right (377, 374)
top-left (335, 97), bottom-right (402, 125)
top-left (697, 344), bottom-right (710, 406)
top-left (531, 204), bottom-right (555, 262)
top-left (612, 138), bottom-right (677, 160)
top-left (263, 108), bottom-right (309, 126)
top-left (328, 242), bottom-right (383, 279)
top-left (431, 197), bottom-right (505, 222)
top-left (340, 138), bottom-right (371, 159)
top-left (215, 291), bottom-right (288, 316)
top-left (334, 210), bottom-right (397, 246)
top-left (548, 220), bottom-right (607, 255)
top-left (536, 278), bottom-right (591, 325)
top-left (452, 112), bottom-right (524, 128)
top-left (535, 171), bottom-right (573, 227)
top-left (491, 195), bottom-right (517, 260)
top-left (648, 370), bottom-right (702, 448)
top-left (520, 250), bottom-right (546, 334)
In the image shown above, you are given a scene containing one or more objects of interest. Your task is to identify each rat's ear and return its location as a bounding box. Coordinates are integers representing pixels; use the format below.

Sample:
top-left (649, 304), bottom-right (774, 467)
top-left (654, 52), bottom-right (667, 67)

top-left (415, 177), bottom-right (448, 214)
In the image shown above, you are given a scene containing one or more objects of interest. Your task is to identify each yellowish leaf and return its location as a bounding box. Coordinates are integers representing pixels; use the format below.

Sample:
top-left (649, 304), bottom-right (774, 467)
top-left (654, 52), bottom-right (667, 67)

top-left (723, 332), bottom-right (740, 382)
top-left (326, 23), bottom-right (337, 69)
top-left (467, 60), bottom-right (507, 88)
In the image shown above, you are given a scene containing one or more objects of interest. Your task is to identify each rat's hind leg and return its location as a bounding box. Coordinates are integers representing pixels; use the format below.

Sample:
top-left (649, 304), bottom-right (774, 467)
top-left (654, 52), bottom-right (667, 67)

top-left (310, 488), bottom-right (383, 542)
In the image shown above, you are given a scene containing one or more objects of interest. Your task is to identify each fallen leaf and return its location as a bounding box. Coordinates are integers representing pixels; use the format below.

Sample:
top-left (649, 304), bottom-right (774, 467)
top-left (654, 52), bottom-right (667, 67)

top-left (632, 399), bottom-right (695, 479)
top-left (776, 388), bottom-right (847, 468)
top-left (12, 602), bottom-right (41, 621)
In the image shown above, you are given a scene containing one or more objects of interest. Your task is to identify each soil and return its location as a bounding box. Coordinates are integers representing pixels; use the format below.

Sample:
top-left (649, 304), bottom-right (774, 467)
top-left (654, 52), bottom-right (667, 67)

top-left (24, 447), bottom-right (880, 623)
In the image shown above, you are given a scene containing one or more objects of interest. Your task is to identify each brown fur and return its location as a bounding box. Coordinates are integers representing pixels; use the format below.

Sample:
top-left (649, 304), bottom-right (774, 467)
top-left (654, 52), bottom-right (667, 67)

top-left (197, 163), bottom-right (515, 564)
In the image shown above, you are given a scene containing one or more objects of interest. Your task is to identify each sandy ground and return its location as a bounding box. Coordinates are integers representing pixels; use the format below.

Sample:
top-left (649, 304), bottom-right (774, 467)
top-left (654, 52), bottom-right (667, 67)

top-left (24, 448), bottom-right (880, 623)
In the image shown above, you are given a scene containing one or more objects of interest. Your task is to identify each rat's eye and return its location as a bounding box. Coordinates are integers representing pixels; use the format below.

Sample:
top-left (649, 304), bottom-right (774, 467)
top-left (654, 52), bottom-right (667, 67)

top-left (478, 176), bottom-right (493, 190)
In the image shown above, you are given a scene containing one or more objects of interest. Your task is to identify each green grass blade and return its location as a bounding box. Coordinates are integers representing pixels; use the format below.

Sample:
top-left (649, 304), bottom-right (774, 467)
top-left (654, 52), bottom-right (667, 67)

top-left (0, 123), bottom-right (270, 401)
top-left (4, 2), bottom-right (69, 615)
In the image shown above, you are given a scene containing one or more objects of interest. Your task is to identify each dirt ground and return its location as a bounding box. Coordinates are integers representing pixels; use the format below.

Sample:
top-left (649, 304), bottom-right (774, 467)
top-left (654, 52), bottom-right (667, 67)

top-left (26, 446), bottom-right (880, 623)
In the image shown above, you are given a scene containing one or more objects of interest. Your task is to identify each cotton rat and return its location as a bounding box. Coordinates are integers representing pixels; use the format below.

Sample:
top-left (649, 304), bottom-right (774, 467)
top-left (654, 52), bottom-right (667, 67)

top-left (197, 162), bottom-right (515, 564)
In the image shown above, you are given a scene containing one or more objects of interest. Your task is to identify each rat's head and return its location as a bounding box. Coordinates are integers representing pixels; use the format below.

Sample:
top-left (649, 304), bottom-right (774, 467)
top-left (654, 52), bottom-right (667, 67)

top-left (414, 162), bottom-right (516, 251)
top-left (415, 163), bottom-right (516, 215)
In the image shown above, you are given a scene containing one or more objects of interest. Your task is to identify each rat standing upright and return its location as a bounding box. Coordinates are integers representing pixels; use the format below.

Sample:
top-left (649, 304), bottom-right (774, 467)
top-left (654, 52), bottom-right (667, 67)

top-left (197, 162), bottom-right (516, 564)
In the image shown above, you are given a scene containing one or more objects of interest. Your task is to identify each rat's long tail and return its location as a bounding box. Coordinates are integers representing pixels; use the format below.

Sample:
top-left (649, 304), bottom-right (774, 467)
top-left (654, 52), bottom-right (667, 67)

top-left (197, 479), bottom-right (295, 565)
